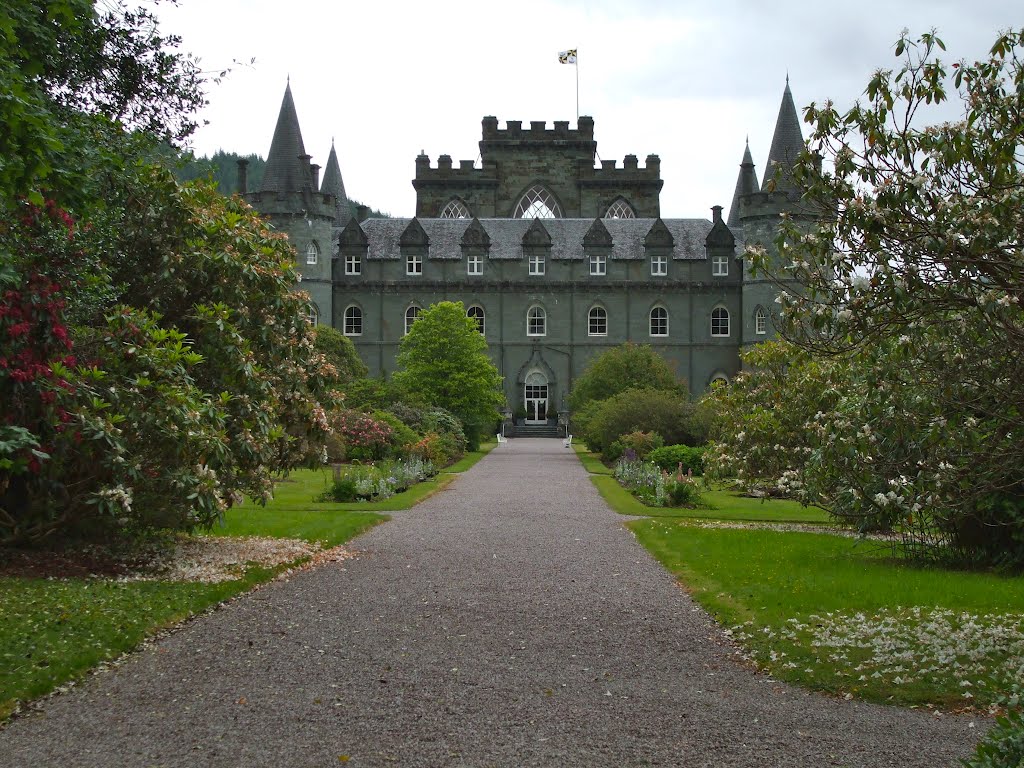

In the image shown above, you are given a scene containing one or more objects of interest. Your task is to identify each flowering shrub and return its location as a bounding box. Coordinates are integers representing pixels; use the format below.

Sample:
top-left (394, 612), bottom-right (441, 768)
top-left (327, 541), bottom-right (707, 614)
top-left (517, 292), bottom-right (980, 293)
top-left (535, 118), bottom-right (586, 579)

top-left (615, 457), bottom-right (702, 508)
top-left (326, 409), bottom-right (394, 462)
top-left (648, 444), bottom-right (706, 476)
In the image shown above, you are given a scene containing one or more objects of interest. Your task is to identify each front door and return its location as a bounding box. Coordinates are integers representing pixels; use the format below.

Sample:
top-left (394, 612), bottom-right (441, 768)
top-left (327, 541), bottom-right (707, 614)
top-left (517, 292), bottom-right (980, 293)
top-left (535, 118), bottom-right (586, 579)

top-left (524, 372), bottom-right (549, 424)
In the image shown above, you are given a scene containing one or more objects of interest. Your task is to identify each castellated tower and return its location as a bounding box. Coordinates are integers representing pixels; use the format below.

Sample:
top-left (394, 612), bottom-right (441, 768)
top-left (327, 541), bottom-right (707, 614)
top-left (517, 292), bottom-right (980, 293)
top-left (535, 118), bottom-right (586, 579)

top-left (730, 78), bottom-right (814, 348)
top-left (241, 82), bottom-right (349, 328)
top-left (413, 117), bottom-right (663, 219)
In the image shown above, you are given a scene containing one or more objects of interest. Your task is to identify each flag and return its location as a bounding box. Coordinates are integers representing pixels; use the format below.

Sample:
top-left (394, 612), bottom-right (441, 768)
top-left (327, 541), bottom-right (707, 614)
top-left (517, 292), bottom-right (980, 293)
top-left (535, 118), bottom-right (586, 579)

top-left (558, 49), bottom-right (577, 65)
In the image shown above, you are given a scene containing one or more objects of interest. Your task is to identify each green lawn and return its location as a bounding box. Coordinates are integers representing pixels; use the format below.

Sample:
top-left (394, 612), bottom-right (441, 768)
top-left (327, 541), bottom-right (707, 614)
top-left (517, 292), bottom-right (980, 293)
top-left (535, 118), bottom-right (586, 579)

top-left (442, 441), bottom-right (496, 473)
top-left (572, 444), bottom-right (614, 475)
top-left (630, 519), bottom-right (1024, 709)
top-left (589, 474), bottom-right (832, 523)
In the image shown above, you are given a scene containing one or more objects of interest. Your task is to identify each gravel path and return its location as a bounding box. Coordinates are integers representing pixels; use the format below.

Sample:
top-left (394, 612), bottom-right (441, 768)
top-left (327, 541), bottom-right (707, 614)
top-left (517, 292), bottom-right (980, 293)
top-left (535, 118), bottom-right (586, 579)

top-left (0, 439), bottom-right (984, 766)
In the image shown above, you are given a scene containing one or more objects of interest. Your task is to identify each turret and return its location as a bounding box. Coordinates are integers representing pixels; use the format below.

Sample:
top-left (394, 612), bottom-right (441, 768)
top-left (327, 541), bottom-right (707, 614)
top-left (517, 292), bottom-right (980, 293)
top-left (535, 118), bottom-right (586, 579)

top-left (320, 141), bottom-right (352, 226)
top-left (760, 76), bottom-right (805, 195)
top-left (259, 81), bottom-right (315, 195)
top-left (727, 139), bottom-right (759, 229)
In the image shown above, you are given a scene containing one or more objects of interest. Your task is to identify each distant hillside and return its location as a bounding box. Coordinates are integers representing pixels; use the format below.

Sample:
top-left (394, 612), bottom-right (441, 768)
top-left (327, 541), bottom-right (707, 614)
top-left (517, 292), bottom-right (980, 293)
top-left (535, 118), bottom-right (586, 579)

top-left (172, 150), bottom-right (390, 218)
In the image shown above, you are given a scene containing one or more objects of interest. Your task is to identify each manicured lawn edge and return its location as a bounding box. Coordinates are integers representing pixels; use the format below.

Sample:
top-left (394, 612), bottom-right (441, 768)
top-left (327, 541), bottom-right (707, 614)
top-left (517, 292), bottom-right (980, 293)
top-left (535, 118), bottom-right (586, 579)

top-left (628, 518), bottom-right (1024, 710)
top-left (444, 441), bottom-right (497, 473)
top-left (572, 444), bottom-right (613, 475)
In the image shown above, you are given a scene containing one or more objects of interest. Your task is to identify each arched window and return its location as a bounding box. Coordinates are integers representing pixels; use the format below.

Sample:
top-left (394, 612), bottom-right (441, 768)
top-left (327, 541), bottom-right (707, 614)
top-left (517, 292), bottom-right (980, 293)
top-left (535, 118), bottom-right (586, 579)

top-left (711, 306), bottom-right (730, 337)
top-left (305, 303), bottom-right (319, 327)
top-left (588, 306), bottom-right (607, 336)
top-left (467, 304), bottom-right (485, 334)
top-left (344, 305), bottom-right (362, 336)
top-left (306, 241), bottom-right (320, 265)
top-left (650, 306), bottom-right (668, 337)
top-left (755, 306), bottom-right (768, 335)
top-left (405, 305), bottom-right (421, 335)
top-left (514, 185), bottom-right (563, 219)
top-left (604, 198), bottom-right (636, 219)
top-left (440, 199), bottom-right (472, 218)
top-left (527, 305), bottom-right (546, 336)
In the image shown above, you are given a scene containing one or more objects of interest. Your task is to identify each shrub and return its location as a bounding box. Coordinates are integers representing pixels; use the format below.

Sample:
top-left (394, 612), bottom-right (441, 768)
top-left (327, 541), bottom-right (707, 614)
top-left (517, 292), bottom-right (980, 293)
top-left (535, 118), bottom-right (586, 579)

top-left (315, 457), bottom-right (438, 503)
top-left (372, 410), bottom-right (420, 458)
top-left (581, 388), bottom-right (708, 459)
top-left (327, 409), bottom-right (393, 462)
top-left (614, 457), bottom-right (703, 508)
top-left (962, 687), bottom-right (1023, 768)
top-left (649, 445), bottom-right (706, 476)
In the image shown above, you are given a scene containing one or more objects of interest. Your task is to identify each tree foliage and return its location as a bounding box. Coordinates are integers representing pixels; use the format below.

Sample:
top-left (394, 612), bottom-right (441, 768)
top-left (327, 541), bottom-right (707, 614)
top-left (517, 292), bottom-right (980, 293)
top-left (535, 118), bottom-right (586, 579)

top-left (568, 343), bottom-right (686, 412)
top-left (391, 302), bottom-right (504, 447)
top-left (738, 29), bottom-right (1024, 568)
top-left (576, 388), bottom-right (708, 459)
top-left (314, 325), bottom-right (368, 384)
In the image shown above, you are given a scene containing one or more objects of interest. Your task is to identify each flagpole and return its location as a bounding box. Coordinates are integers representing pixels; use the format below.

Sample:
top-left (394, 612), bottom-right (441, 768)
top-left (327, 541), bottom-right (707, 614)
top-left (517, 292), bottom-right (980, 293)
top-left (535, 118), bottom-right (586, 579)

top-left (576, 51), bottom-right (580, 121)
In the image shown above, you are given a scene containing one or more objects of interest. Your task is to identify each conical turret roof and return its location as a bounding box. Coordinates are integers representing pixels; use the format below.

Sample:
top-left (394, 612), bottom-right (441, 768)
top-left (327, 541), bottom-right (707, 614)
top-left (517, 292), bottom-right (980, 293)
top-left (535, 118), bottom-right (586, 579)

top-left (727, 139), bottom-right (759, 228)
top-left (320, 141), bottom-right (352, 225)
top-left (259, 82), bottom-right (314, 194)
top-left (760, 78), bottom-right (805, 193)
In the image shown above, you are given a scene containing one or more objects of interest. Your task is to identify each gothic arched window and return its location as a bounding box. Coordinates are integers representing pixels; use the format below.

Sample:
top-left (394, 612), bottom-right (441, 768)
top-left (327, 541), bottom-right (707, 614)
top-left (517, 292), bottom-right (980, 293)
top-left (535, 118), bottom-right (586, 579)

top-left (604, 198), bottom-right (636, 219)
top-left (306, 241), bottom-right (320, 265)
top-left (467, 304), bottom-right (485, 335)
top-left (755, 306), bottom-right (768, 335)
top-left (344, 305), bottom-right (362, 336)
top-left (650, 306), bottom-right (668, 337)
top-left (440, 199), bottom-right (472, 218)
top-left (514, 185), bottom-right (563, 219)
top-left (405, 305), bottom-right (421, 335)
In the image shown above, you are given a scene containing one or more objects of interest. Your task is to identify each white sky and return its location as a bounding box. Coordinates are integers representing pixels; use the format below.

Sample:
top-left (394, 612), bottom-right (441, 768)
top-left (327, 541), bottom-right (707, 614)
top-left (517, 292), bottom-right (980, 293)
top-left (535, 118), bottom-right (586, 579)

top-left (155, 0), bottom-right (1019, 218)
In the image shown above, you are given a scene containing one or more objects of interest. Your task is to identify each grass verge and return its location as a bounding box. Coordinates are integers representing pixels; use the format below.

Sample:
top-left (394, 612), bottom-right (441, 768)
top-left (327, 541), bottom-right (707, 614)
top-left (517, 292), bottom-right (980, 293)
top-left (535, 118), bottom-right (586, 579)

top-left (444, 441), bottom-right (497, 473)
top-left (572, 445), bottom-right (613, 475)
top-left (1, 470), bottom-right (393, 721)
top-left (629, 518), bottom-right (1024, 710)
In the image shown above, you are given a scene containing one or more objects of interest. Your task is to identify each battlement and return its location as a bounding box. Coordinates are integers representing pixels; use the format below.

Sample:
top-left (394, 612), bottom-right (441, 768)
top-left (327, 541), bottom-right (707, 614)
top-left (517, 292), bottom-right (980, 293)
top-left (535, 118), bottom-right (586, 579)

top-left (414, 153), bottom-right (498, 182)
top-left (587, 153), bottom-right (661, 179)
top-left (481, 116), bottom-right (595, 143)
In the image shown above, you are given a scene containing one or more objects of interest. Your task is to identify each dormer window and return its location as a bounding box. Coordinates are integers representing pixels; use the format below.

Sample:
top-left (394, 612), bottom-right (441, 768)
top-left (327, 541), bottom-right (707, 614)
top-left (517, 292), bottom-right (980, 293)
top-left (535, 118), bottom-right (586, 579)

top-left (407, 253), bottom-right (423, 275)
top-left (468, 253), bottom-right (483, 275)
top-left (712, 253), bottom-right (729, 276)
top-left (529, 252), bottom-right (545, 276)
top-left (514, 185), bottom-right (562, 219)
top-left (589, 254), bottom-right (606, 276)
top-left (440, 199), bottom-right (472, 218)
top-left (651, 254), bottom-right (667, 276)
top-left (345, 253), bottom-right (361, 275)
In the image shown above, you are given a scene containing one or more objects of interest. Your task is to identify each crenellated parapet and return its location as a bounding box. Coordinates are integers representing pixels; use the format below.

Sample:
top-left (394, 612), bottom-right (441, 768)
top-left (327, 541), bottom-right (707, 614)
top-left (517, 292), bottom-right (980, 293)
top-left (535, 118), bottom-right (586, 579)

top-left (480, 116), bottom-right (595, 146)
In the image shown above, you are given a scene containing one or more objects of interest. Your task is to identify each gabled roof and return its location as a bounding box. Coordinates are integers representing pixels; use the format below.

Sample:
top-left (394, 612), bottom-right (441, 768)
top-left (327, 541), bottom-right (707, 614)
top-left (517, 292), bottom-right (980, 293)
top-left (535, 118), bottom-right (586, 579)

top-left (761, 78), bottom-right (805, 193)
top-left (260, 82), bottom-right (314, 194)
top-left (728, 140), bottom-right (759, 228)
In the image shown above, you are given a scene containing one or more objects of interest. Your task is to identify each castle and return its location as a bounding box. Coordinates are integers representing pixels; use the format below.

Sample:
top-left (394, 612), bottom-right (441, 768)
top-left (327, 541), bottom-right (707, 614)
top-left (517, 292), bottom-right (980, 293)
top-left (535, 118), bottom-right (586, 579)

top-left (241, 82), bottom-right (807, 426)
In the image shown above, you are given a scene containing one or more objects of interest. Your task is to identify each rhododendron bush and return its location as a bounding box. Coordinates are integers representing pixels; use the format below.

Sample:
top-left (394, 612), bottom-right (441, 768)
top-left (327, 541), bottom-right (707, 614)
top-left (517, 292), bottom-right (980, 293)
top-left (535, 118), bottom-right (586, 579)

top-left (718, 31), bottom-right (1024, 569)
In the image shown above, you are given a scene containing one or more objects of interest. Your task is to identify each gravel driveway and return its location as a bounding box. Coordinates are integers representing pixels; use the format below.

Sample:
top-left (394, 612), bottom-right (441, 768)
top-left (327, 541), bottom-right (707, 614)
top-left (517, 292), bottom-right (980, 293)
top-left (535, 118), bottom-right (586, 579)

top-left (0, 438), bottom-right (984, 766)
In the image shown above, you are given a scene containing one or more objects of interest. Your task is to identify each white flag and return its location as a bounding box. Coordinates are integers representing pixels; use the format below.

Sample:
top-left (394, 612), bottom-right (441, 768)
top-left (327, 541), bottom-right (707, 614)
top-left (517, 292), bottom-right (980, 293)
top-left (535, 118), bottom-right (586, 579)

top-left (558, 49), bottom-right (577, 65)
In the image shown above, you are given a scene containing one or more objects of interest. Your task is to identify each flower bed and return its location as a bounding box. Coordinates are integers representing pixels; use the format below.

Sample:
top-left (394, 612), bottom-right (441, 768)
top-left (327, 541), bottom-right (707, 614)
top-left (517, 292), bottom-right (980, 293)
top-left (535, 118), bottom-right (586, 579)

top-left (614, 456), bottom-right (702, 508)
top-left (318, 457), bottom-right (438, 503)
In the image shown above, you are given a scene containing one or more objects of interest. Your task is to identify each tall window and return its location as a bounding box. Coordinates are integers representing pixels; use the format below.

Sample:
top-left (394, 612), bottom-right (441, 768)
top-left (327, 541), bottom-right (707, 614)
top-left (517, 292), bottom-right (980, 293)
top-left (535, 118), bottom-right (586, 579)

top-left (306, 242), bottom-right (319, 265)
top-left (527, 306), bottom-right (546, 336)
top-left (405, 305), bottom-right (421, 335)
top-left (514, 185), bottom-right (562, 219)
top-left (344, 306), bottom-right (362, 336)
top-left (529, 252), bottom-right (545, 275)
top-left (588, 306), bottom-right (607, 336)
top-left (589, 253), bottom-right (606, 276)
top-left (711, 306), bottom-right (730, 337)
top-left (604, 199), bottom-right (636, 219)
top-left (440, 199), bottom-right (471, 218)
top-left (651, 255), bottom-right (667, 276)
top-left (467, 253), bottom-right (483, 275)
top-left (650, 307), bottom-right (668, 337)
top-left (755, 306), bottom-right (768, 335)
top-left (345, 253), bottom-right (361, 275)
top-left (712, 253), bottom-right (729, 276)
top-left (406, 253), bottom-right (423, 275)
top-left (305, 304), bottom-right (319, 326)
top-left (467, 305), bottom-right (485, 334)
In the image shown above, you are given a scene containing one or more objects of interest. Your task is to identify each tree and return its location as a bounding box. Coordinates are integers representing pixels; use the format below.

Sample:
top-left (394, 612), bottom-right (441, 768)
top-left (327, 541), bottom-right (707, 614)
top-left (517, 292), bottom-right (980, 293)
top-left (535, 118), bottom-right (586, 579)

top-left (391, 302), bottom-right (504, 449)
top-left (314, 326), bottom-right (368, 384)
top-left (568, 343), bottom-right (685, 412)
top-left (577, 388), bottom-right (708, 459)
top-left (746, 29), bottom-right (1024, 568)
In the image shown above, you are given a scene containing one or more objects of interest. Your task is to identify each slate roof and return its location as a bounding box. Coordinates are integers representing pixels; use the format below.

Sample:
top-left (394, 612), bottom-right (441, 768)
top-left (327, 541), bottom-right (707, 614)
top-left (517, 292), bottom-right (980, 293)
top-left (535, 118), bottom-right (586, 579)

top-left (356, 217), bottom-right (717, 260)
top-left (260, 83), bottom-right (314, 194)
top-left (728, 141), bottom-right (760, 229)
top-left (761, 79), bottom-right (805, 193)
top-left (320, 143), bottom-right (347, 202)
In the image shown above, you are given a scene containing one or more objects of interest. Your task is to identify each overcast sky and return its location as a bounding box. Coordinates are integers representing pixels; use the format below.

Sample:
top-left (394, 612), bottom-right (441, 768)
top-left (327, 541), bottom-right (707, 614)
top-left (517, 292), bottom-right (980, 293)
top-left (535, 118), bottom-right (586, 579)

top-left (155, 0), bottom-right (1019, 219)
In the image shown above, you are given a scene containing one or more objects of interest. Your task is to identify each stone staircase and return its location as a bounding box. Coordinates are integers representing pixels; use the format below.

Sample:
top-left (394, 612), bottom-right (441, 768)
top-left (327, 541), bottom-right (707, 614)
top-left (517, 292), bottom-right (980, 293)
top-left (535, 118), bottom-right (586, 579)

top-left (505, 422), bottom-right (563, 439)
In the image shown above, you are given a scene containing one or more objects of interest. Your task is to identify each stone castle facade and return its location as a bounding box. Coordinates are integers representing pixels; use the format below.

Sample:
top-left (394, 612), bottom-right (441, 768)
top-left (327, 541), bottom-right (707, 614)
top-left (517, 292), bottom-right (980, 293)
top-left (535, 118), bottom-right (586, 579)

top-left (241, 82), bottom-right (808, 424)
